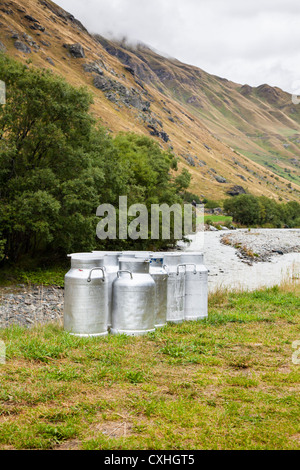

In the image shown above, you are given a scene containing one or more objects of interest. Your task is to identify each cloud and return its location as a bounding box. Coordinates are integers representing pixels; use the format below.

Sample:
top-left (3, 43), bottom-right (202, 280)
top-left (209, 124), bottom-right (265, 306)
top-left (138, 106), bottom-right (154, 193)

top-left (55, 0), bottom-right (300, 93)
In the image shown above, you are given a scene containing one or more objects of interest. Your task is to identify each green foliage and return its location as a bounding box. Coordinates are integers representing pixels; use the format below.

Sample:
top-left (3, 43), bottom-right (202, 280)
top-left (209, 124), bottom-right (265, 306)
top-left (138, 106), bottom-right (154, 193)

top-left (204, 199), bottom-right (222, 209)
top-left (181, 191), bottom-right (202, 204)
top-left (223, 194), bottom-right (300, 227)
top-left (223, 195), bottom-right (261, 226)
top-left (0, 54), bottom-right (191, 264)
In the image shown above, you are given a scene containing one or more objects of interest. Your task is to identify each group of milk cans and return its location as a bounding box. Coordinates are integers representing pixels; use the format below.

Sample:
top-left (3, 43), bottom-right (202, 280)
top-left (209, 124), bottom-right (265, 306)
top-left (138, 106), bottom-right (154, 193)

top-left (63, 251), bottom-right (208, 337)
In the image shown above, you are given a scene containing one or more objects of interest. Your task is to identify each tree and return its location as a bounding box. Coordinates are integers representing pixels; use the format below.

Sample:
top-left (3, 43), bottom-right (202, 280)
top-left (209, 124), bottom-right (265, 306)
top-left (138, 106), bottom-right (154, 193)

top-left (0, 54), bottom-right (191, 264)
top-left (223, 195), bottom-right (261, 225)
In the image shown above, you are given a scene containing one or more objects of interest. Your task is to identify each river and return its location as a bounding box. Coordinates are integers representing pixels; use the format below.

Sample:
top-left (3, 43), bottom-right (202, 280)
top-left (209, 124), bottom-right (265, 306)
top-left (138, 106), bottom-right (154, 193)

top-left (180, 228), bottom-right (300, 292)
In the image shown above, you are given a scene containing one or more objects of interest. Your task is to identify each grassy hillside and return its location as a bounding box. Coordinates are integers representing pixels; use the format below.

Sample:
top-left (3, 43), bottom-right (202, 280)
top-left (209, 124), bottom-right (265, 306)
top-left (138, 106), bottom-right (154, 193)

top-left (0, 0), bottom-right (299, 202)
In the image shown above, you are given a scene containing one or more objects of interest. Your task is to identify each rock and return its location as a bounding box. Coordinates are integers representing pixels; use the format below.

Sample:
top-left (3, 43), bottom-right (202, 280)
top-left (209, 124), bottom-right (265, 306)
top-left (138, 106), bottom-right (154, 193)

top-left (63, 43), bottom-right (85, 58)
top-left (272, 249), bottom-right (284, 255)
top-left (46, 57), bottom-right (55, 66)
top-left (213, 208), bottom-right (223, 214)
top-left (186, 156), bottom-right (196, 167)
top-left (0, 7), bottom-right (13, 15)
top-left (93, 75), bottom-right (110, 91)
top-left (39, 0), bottom-right (88, 33)
top-left (106, 92), bottom-right (118, 104)
top-left (226, 185), bottom-right (246, 196)
top-left (124, 65), bottom-right (135, 75)
top-left (22, 33), bottom-right (36, 46)
top-left (14, 41), bottom-right (31, 54)
top-left (237, 174), bottom-right (247, 181)
top-left (94, 75), bottom-right (151, 112)
top-left (0, 41), bottom-right (6, 52)
top-left (29, 23), bottom-right (45, 32)
top-left (160, 131), bottom-right (170, 143)
top-left (147, 125), bottom-right (169, 142)
top-left (209, 225), bottom-right (218, 231)
top-left (83, 62), bottom-right (103, 75)
top-left (215, 175), bottom-right (227, 184)
top-left (24, 14), bottom-right (39, 23)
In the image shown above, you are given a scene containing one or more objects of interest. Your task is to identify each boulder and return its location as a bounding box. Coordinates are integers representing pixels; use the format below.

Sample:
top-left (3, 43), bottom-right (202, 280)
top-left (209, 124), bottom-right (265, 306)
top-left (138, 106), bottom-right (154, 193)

top-left (215, 175), bottom-right (227, 183)
top-left (14, 41), bottom-right (31, 54)
top-left (63, 43), bottom-right (85, 58)
top-left (93, 75), bottom-right (110, 91)
top-left (83, 62), bottom-right (104, 75)
top-left (226, 185), bottom-right (246, 196)
top-left (147, 125), bottom-right (169, 142)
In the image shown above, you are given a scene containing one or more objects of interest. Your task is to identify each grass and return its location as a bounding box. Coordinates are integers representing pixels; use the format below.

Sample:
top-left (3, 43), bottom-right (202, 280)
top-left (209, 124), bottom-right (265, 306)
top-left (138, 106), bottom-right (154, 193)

top-left (204, 215), bottom-right (233, 225)
top-left (0, 282), bottom-right (299, 450)
top-left (0, 266), bottom-right (66, 288)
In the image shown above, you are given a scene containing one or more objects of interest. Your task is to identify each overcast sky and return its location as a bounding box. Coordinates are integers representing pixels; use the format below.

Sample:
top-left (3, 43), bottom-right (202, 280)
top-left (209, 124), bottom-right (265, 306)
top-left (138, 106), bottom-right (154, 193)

top-left (56, 0), bottom-right (300, 94)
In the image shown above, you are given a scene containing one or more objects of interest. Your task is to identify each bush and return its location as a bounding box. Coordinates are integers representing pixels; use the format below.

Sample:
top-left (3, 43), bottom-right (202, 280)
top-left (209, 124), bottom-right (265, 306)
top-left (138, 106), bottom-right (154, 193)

top-left (223, 194), bottom-right (300, 227)
top-left (204, 199), bottom-right (222, 209)
top-left (223, 195), bottom-right (261, 226)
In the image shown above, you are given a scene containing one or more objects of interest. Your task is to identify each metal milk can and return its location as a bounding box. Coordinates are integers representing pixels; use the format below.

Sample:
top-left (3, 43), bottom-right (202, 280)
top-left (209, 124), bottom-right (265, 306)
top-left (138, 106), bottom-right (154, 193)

top-left (93, 251), bottom-right (122, 329)
top-left (111, 257), bottom-right (156, 336)
top-left (149, 255), bottom-right (168, 328)
top-left (133, 252), bottom-right (168, 328)
top-left (179, 252), bottom-right (208, 321)
top-left (64, 254), bottom-right (108, 337)
top-left (162, 253), bottom-right (185, 323)
top-left (122, 251), bottom-right (152, 258)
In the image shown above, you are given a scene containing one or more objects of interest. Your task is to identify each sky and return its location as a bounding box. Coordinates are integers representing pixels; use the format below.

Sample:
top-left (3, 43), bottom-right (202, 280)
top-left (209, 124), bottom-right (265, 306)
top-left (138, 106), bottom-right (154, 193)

top-left (55, 0), bottom-right (300, 94)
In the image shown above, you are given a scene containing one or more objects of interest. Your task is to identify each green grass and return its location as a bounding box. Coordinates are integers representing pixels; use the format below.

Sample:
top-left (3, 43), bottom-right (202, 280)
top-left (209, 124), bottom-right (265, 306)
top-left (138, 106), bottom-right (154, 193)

top-left (0, 283), bottom-right (299, 450)
top-left (0, 266), bottom-right (66, 287)
top-left (203, 215), bottom-right (232, 225)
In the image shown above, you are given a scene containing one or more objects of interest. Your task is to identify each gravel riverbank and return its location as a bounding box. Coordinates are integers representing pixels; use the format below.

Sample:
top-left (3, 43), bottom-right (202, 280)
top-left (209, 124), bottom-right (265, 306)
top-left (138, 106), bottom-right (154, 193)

top-left (0, 285), bottom-right (64, 329)
top-left (220, 228), bottom-right (300, 263)
top-left (0, 229), bottom-right (299, 329)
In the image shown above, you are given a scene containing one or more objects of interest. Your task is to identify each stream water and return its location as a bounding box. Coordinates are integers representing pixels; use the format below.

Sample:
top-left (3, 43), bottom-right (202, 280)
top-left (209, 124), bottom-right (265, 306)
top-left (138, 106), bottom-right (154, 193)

top-left (181, 229), bottom-right (300, 292)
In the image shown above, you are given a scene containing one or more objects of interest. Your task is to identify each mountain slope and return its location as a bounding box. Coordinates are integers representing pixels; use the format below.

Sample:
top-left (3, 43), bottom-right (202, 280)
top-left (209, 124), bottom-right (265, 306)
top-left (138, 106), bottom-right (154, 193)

top-left (0, 0), bottom-right (299, 202)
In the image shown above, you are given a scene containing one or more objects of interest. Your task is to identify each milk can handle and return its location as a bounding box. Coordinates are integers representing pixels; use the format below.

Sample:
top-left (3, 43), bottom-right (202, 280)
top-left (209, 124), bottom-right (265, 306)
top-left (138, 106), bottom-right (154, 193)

top-left (182, 263), bottom-right (197, 275)
top-left (176, 264), bottom-right (187, 275)
top-left (87, 267), bottom-right (106, 283)
top-left (163, 264), bottom-right (169, 275)
top-left (117, 270), bottom-right (133, 279)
